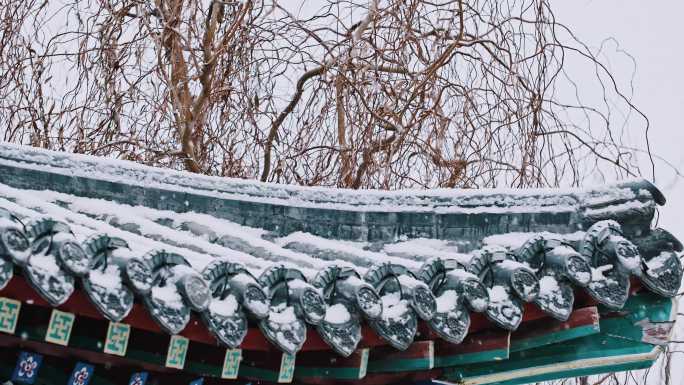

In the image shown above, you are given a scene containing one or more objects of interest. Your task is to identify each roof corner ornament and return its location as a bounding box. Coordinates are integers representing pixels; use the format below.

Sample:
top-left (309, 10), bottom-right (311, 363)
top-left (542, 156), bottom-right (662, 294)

top-left (636, 228), bottom-right (683, 298)
top-left (126, 250), bottom-right (210, 334)
top-left (517, 235), bottom-right (592, 321)
top-left (418, 258), bottom-right (489, 344)
top-left (364, 263), bottom-right (437, 350)
top-left (200, 260), bottom-right (269, 348)
top-left (23, 217), bottom-right (82, 306)
top-left (258, 266), bottom-right (327, 355)
top-left (468, 247), bottom-right (540, 330)
top-left (312, 266), bottom-right (382, 356)
top-left (81, 234), bottom-right (134, 322)
top-left (0, 208), bottom-right (29, 289)
top-left (582, 220), bottom-right (683, 306)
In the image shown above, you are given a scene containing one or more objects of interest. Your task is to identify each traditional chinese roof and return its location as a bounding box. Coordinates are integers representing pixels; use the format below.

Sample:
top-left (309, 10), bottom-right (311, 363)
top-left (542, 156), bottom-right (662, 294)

top-left (0, 143), bottom-right (680, 385)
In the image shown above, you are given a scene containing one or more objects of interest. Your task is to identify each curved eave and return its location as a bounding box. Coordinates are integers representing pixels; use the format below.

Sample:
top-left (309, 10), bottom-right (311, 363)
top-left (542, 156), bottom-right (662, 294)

top-left (0, 144), bottom-right (680, 385)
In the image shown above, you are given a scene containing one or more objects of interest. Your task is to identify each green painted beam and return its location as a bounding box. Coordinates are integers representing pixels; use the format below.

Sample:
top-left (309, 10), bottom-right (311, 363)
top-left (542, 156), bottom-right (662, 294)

top-left (442, 292), bottom-right (675, 385)
top-left (435, 347), bottom-right (509, 368)
top-left (294, 366), bottom-right (367, 381)
top-left (436, 359), bottom-right (655, 385)
top-left (510, 324), bottom-right (600, 353)
top-left (240, 351), bottom-right (296, 383)
top-left (238, 365), bottom-right (281, 383)
top-left (598, 291), bottom-right (676, 346)
top-left (294, 348), bottom-right (369, 380)
top-left (434, 331), bottom-right (509, 368)
top-left (510, 307), bottom-right (600, 353)
top-left (495, 360), bottom-right (655, 385)
top-left (447, 334), bottom-right (659, 384)
top-left (368, 341), bottom-right (434, 373)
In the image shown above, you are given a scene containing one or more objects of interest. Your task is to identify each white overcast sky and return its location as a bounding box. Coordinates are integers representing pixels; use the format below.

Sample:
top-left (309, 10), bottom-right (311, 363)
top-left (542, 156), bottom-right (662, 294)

top-left (553, 1), bottom-right (684, 241)
top-left (555, 2), bottom-right (684, 383)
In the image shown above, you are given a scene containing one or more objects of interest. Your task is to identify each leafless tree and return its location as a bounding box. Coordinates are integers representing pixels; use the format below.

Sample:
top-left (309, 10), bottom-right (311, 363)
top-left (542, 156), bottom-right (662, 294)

top-left (0, 0), bottom-right (653, 189)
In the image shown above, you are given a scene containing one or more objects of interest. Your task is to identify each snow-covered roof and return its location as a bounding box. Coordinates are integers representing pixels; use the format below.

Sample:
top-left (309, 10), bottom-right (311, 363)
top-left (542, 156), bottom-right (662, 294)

top-left (0, 144), bottom-right (680, 358)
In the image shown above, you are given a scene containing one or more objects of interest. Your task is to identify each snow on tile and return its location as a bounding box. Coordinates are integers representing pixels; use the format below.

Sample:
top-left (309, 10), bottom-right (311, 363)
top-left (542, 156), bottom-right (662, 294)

top-left (28, 253), bottom-right (61, 274)
top-left (277, 231), bottom-right (422, 270)
top-left (324, 303), bottom-right (351, 324)
top-left (435, 290), bottom-right (458, 313)
top-left (0, 143), bottom-right (653, 215)
top-left (483, 231), bottom-right (585, 250)
top-left (151, 285), bottom-right (184, 310)
top-left (584, 200), bottom-right (654, 217)
top-left (209, 295), bottom-right (239, 317)
top-left (382, 238), bottom-right (472, 264)
top-left (89, 265), bottom-right (123, 290)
